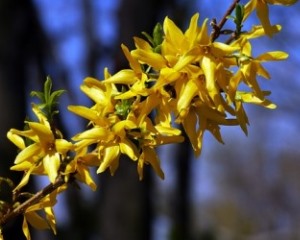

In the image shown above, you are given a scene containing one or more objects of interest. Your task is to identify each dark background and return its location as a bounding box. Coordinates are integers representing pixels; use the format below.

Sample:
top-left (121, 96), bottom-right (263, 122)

top-left (0, 0), bottom-right (299, 239)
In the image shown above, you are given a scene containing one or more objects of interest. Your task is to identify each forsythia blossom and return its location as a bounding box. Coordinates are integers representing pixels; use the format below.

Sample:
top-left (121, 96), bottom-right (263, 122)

top-left (69, 12), bottom-right (288, 161)
top-left (244, 0), bottom-right (298, 36)
top-left (3, 1), bottom-right (296, 239)
top-left (8, 105), bottom-right (73, 188)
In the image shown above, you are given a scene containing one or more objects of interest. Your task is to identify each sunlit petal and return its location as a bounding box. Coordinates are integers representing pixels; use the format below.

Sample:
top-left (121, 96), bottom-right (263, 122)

top-left (43, 153), bottom-right (60, 183)
top-left (14, 143), bottom-right (41, 164)
top-left (97, 146), bottom-right (120, 173)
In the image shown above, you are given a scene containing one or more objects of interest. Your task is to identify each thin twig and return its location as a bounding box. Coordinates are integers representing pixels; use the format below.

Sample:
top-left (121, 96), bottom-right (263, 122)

top-left (210, 0), bottom-right (240, 42)
top-left (0, 175), bottom-right (65, 227)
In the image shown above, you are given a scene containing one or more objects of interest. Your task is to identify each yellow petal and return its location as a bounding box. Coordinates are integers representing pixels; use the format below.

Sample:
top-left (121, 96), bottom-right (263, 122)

top-left (32, 104), bottom-right (48, 124)
top-left (80, 84), bottom-right (106, 104)
top-left (78, 152), bottom-right (100, 166)
top-left (211, 42), bottom-right (239, 56)
top-left (182, 108), bottom-right (199, 153)
top-left (173, 47), bottom-right (201, 71)
top-left (28, 122), bottom-right (53, 142)
top-left (142, 147), bottom-right (164, 179)
top-left (103, 69), bottom-right (137, 85)
top-left (112, 120), bottom-right (137, 136)
top-left (153, 67), bottom-right (181, 90)
top-left (201, 56), bottom-right (216, 92)
top-left (177, 79), bottom-right (198, 117)
top-left (22, 217), bottom-right (31, 240)
top-left (10, 161), bottom-right (32, 171)
top-left (256, 51), bottom-right (288, 61)
top-left (267, 0), bottom-right (297, 5)
top-left (43, 153), bottom-right (60, 183)
top-left (131, 49), bottom-right (167, 70)
top-left (83, 77), bottom-right (104, 89)
top-left (6, 128), bottom-right (35, 141)
top-left (163, 16), bottom-right (185, 49)
top-left (14, 143), bottom-right (41, 164)
top-left (121, 44), bottom-right (142, 73)
top-left (238, 91), bottom-right (277, 109)
top-left (236, 103), bottom-right (249, 135)
top-left (12, 166), bottom-right (35, 191)
top-left (155, 125), bottom-right (182, 136)
top-left (97, 146), bottom-right (120, 173)
top-left (244, 0), bottom-right (257, 20)
top-left (137, 94), bottom-right (160, 124)
top-left (68, 105), bottom-right (98, 122)
top-left (7, 130), bottom-right (26, 149)
top-left (137, 157), bottom-right (145, 180)
top-left (119, 139), bottom-right (139, 160)
top-left (256, 1), bottom-right (278, 37)
top-left (45, 207), bottom-right (57, 235)
top-left (154, 135), bottom-right (185, 145)
top-left (25, 212), bottom-right (49, 230)
top-left (72, 127), bottom-right (112, 141)
top-left (76, 165), bottom-right (97, 191)
top-left (185, 13), bottom-right (200, 42)
top-left (55, 139), bottom-right (73, 154)
top-left (197, 18), bottom-right (210, 45)
top-left (74, 139), bottom-right (99, 151)
top-left (133, 36), bottom-right (153, 50)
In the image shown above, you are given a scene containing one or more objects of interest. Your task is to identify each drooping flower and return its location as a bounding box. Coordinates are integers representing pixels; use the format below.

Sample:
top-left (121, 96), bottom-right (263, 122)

top-left (244, 0), bottom-right (297, 36)
top-left (64, 147), bottom-right (99, 191)
top-left (21, 185), bottom-right (65, 240)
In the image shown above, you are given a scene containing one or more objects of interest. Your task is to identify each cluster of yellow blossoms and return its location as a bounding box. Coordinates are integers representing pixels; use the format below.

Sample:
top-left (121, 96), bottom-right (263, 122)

top-left (2, 0), bottom-right (297, 239)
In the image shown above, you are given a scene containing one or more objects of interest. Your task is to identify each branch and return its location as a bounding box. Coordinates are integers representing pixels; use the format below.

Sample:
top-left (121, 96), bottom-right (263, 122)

top-left (0, 175), bottom-right (66, 227)
top-left (210, 0), bottom-right (240, 42)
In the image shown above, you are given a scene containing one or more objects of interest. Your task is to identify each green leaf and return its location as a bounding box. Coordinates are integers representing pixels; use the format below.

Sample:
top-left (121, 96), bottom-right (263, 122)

top-left (141, 31), bottom-right (154, 46)
top-left (30, 76), bottom-right (66, 121)
top-left (235, 4), bottom-right (244, 24)
top-left (30, 91), bottom-right (44, 101)
top-left (226, 4), bottom-right (245, 36)
top-left (142, 22), bottom-right (164, 53)
top-left (153, 22), bottom-right (163, 47)
top-left (44, 76), bottom-right (52, 102)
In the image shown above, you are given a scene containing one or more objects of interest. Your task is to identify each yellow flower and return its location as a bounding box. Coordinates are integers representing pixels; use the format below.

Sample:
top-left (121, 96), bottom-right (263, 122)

top-left (8, 105), bottom-right (73, 187)
top-left (244, 0), bottom-right (297, 36)
top-left (64, 147), bottom-right (99, 191)
top-left (229, 38), bottom-right (288, 102)
top-left (102, 45), bottom-right (153, 99)
top-left (69, 74), bottom-right (141, 176)
top-left (138, 146), bottom-right (164, 180)
top-left (70, 71), bottom-right (184, 179)
top-left (21, 186), bottom-right (64, 240)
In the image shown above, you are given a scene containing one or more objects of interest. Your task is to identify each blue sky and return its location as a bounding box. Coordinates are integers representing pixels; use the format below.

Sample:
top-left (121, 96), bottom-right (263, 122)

top-left (31, 0), bottom-right (300, 238)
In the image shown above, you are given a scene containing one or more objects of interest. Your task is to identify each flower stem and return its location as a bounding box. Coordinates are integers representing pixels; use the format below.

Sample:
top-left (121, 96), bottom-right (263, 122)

top-left (210, 0), bottom-right (240, 42)
top-left (0, 175), bottom-right (65, 227)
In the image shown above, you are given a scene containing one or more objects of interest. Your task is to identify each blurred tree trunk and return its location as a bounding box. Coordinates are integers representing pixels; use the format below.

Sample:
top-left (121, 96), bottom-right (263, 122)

top-left (56, 0), bottom-right (159, 239)
top-left (97, 1), bottom-right (192, 240)
top-left (0, 0), bottom-right (48, 239)
top-left (96, 0), bottom-right (159, 239)
top-left (95, 0), bottom-right (172, 240)
top-left (170, 139), bottom-right (192, 240)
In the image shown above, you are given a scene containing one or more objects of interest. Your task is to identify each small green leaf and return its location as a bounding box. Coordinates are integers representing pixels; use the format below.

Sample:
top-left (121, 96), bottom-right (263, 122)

top-left (226, 4), bottom-right (245, 36)
top-left (142, 22), bottom-right (164, 53)
top-left (30, 91), bottom-right (44, 101)
top-left (235, 4), bottom-right (244, 23)
top-left (141, 31), bottom-right (154, 46)
top-left (153, 22), bottom-right (163, 47)
top-left (30, 76), bottom-right (66, 121)
top-left (44, 76), bottom-right (52, 102)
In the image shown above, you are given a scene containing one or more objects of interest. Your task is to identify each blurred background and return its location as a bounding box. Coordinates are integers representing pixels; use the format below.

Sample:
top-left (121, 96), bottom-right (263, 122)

top-left (0, 0), bottom-right (299, 239)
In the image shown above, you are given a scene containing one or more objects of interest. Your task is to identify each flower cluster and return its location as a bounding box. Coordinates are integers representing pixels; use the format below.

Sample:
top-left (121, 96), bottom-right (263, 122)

top-left (1, 1), bottom-right (297, 239)
top-left (69, 11), bottom-right (287, 175)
